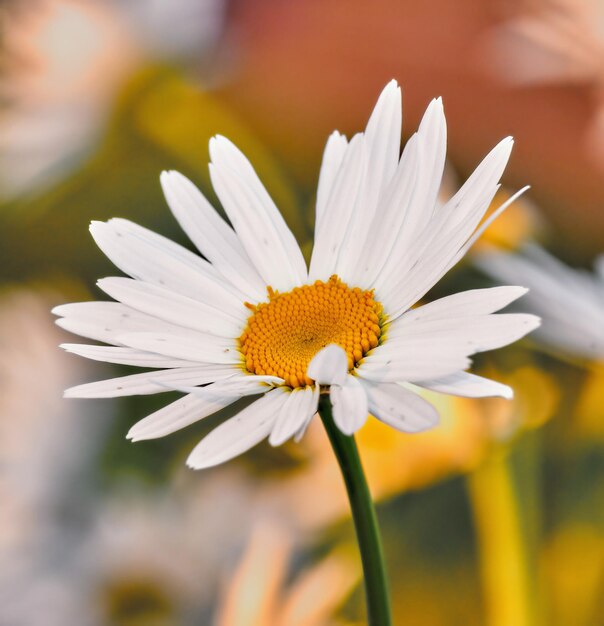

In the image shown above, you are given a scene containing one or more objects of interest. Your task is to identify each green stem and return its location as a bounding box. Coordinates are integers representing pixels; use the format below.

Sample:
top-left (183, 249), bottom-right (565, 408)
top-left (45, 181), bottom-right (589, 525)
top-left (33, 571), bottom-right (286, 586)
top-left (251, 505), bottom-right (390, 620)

top-left (318, 394), bottom-right (392, 626)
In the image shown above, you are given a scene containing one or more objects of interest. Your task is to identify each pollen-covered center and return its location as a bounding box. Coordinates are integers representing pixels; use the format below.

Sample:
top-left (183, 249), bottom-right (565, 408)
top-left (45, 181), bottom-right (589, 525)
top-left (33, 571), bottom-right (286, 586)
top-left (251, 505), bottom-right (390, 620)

top-left (239, 275), bottom-right (383, 388)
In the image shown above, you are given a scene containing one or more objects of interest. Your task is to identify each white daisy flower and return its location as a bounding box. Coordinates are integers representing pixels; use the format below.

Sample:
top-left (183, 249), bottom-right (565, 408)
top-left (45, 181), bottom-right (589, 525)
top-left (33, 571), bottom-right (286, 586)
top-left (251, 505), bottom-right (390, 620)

top-left (54, 80), bottom-right (540, 470)
top-left (478, 244), bottom-right (604, 360)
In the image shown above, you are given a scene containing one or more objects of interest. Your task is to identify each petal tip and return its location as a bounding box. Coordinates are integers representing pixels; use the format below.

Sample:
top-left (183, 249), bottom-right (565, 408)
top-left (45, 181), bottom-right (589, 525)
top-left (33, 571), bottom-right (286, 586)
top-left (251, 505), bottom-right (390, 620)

top-left (307, 344), bottom-right (348, 385)
top-left (502, 387), bottom-right (514, 400)
top-left (126, 426), bottom-right (146, 442)
top-left (89, 220), bottom-right (105, 234)
top-left (502, 136), bottom-right (514, 149)
top-left (185, 454), bottom-right (205, 470)
top-left (528, 315), bottom-right (542, 330)
top-left (267, 431), bottom-right (284, 447)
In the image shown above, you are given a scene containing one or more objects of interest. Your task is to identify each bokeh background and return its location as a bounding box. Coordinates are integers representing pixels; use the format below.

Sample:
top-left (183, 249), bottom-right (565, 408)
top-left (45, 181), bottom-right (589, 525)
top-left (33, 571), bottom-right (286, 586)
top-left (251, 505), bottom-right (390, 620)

top-left (1, 1), bottom-right (604, 624)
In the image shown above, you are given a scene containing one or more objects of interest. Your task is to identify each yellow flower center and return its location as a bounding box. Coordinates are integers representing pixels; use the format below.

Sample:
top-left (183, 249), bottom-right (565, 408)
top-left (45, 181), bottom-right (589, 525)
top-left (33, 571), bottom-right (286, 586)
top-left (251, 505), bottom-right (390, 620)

top-left (239, 275), bottom-right (383, 388)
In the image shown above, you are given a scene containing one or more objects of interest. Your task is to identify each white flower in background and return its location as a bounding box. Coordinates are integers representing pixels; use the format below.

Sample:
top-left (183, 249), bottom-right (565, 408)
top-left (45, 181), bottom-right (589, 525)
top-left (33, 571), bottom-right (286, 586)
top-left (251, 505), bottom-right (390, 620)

top-left (0, 0), bottom-right (226, 199)
top-left (481, 0), bottom-right (604, 168)
top-left (0, 290), bottom-right (105, 626)
top-left (478, 244), bottom-right (604, 360)
top-left (55, 80), bottom-right (539, 469)
top-left (118, 0), bottom-right (226, 61)
top-left (0, 0), bottom-right (137, 198)
top-left (484, 1), bottom-right (604, 87)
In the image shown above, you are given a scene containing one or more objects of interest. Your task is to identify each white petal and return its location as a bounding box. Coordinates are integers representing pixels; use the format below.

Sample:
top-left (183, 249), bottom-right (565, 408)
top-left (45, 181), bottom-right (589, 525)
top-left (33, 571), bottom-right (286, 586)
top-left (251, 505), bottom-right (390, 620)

top-left (403, 151), bottom-right (515, 313)
top-left (331, 375), bottom-right (369, 435)
top-left (158, 373), bottom-right (283, 397)
top-left (353, 133), bottom-right (420, 287)
top-left (400, 286), bottom-right (528, 323)
top-left (377, 137), bottom-right (515, 318)
top-left (63, 365), bottom-right (236, 399)
top-left (387, 187), bottom-right (528, 315)
top-left (160, 170), bottom-right (266, 301)
top-left (308, 134), bottom-right (367, 282)
top-left (53, 301), bottom-right (168, 344)
top-left (332, 167), bottom-right (369, 282)
top-left (209, 136), bottom-right (307, 291)
top-left (127, 392), bottom-right (239, 442)
top-left (376, 183), bottom-right (499, 318)
top-left (412, 97), bottom-right (447, 222)
top-left (478, 247), bottom-right (603, 325)
top-left (116, 331), bottom-right (239, 365)
top-left (522, 244), bottom-right (604, 318)
top-left (358, 350), bottom-right (472, 383)
top-left (359, 313), bottom-right (538, 383)
top-left (457, 186), bottom-right (529, 256)
top-left (415, 371), bottom-right (513, 399)
top-left (361, 380), bottom-right (440, 432)
top-left (60, 343), bottom-right (196, 368)
top-left (363, 79), bottom-right (403, 212)
top-left (186, 388), bottom-right (287, 469)
top-left (307, 344), bottom-right (348, 385)
top-left (438, 138), bottom-right (514, 229)
top-left (90, 219), bottom-right (247, 307)
top-left (316, 131), bottom-right (348, 232)
top-left (293, 410), bottom-right (319, 443)
top-left (335, 82), bottom-right (402, 283)
top-left (478, 247), bottom-right (604, 358)
top-left (269, 385), bottom-right (319, 446)
top-left (97, 277), bottom-right (245, 337)
top-left (382, 98), bottom-right (446, 261)
top-left (370, 98), bottom-right (447, 292)
top-left (384, 313), bottom-right (541, 359)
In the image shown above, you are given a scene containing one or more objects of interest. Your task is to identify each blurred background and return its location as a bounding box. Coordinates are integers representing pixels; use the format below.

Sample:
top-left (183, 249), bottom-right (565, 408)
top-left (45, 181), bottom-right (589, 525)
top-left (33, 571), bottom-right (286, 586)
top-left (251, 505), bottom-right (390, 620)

top-left (1, 1), bottom-right (604, 624)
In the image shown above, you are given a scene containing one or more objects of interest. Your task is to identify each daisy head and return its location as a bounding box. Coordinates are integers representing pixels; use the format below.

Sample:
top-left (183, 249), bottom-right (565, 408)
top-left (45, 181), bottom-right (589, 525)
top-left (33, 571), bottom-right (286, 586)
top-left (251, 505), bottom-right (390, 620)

top-left (55, 80), bottom-right (540, 470)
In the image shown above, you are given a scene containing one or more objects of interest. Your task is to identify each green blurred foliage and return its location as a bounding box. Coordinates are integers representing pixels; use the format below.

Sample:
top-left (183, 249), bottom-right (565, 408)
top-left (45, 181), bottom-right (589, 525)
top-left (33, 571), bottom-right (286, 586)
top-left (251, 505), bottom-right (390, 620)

top-left (0, 66), bottom-right (311, 287)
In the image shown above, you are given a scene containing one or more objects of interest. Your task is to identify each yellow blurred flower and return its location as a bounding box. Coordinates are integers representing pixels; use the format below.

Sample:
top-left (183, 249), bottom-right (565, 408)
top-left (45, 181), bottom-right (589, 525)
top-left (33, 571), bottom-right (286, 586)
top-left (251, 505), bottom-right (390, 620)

top-left (464, 366), bottom-right (559, 626)
top-left (261, 364), bottom-right (558, 530)
top-left (573, 361), bottom-right (604, 439)
top-left (542, 523), bottom-right (604, 626)
top-left (464, 365), bottom-right (560, 443)
top-left (260, 401), bottom-right (483, 529)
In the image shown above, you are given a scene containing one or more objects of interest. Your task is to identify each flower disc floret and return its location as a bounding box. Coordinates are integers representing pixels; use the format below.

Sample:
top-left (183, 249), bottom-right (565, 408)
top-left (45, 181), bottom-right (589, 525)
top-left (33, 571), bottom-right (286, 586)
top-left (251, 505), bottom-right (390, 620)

top-left (239, 275), bottom-right (383, 388)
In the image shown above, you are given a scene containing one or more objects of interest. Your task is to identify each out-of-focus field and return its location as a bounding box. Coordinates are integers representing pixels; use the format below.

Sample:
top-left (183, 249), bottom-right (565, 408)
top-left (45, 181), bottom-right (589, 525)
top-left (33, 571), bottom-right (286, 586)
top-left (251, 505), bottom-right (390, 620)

top-left (1, 1), bottom-right (603, 624)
